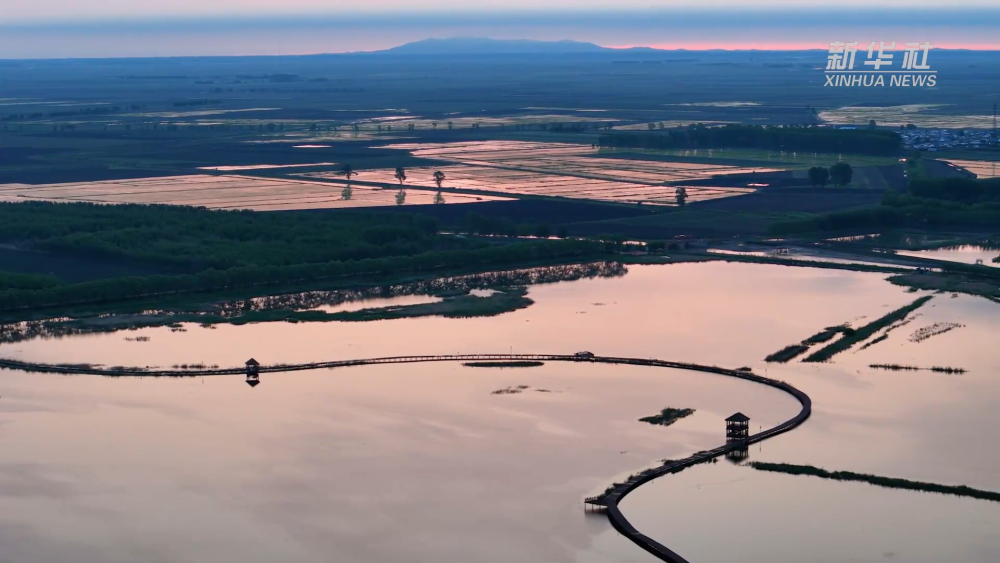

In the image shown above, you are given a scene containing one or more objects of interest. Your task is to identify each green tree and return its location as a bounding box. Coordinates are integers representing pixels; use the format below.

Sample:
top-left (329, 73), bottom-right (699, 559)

top-left (675, 187), bottom-right (688, 206)
top-left (434, 191), bottom-right (445, 204)
top-left (830, 162), bottom-right (853, 186)
top-left (447, 121), bottom-right (454, 130)
top-left (394, 167), bottom-right (407, 185)
top-left (341, 185), bottom-right (353, 200)
top-left (341, 163), bottom-right (355, 180)
top-left (808, 166), bottom-right (830, 187)
top-left (395, 189), bottom-right (407, 205)
top-left (433, 170), bottom-right (446, 188)
top-left (868, 119), bottom-right (877, 129)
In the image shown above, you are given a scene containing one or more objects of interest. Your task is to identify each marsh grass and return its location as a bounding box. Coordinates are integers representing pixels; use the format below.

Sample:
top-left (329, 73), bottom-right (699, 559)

top-left (748, 462), bottom-right (1000, 502)
top-left (491, 385), bottom-right (531, 395)
top-left (909, 322), bottom-right (964, 343)
top-left (870, 363), bottom-right (966, 374)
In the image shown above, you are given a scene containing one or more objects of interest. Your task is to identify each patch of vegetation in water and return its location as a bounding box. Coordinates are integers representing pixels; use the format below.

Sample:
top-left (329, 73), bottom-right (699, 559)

top-left (802, 325), bottom-right (854, 344)
top-left (764, 344), bottom-right (810, 363)
top-left (803, 296), bottom-right (934, 362)
top-left (859, 333), bottom-right (889, 350)
top-left (870, 363), bottom-right (966, 374)
top-left (766, 325), bottom-right (855, 362)
top-left (463, 361), bottom-right (544, 368)
top-left (491, 385), bottom-right (531, 395)
top-left (748, 462), bottom-right (1000, 502)
top-left (909, 322), bottom-right (964, 343)
top-left (638, 407), bottom-right (696, 427)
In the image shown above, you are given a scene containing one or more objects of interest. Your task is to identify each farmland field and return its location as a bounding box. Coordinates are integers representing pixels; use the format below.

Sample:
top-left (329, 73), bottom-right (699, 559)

top-left (818, 105), bottom-right (996, 129)
top-left (0, 175), bottom-right (511, 210)
top-left (599, 147), bottom-right (900, 168)
top-left (942, 159), bottom-right (1000, 179)
top-left (298, 140), bottom-right (771, 205)
top-left (303, 165), bottom-right (754, 206)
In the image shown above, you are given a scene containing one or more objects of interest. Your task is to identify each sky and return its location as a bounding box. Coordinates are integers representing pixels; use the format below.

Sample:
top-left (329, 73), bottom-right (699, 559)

top-left (2, 1), bottom-right (998, 22)
top-left (1, 6), bottom-right (998, 57)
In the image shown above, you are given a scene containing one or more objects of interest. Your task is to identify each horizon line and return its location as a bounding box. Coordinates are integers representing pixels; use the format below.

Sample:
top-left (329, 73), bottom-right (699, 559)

top-left (4, 43), bottom-right (1000, 61)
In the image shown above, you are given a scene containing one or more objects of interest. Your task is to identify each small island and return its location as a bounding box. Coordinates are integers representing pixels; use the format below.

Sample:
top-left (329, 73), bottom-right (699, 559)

top-left (639, 407), bottom-right (696, 427)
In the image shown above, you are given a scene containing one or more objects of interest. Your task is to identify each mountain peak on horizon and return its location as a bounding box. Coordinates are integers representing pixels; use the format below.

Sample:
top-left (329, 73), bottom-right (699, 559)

top-left (377, 37), bottom-right (609, 54)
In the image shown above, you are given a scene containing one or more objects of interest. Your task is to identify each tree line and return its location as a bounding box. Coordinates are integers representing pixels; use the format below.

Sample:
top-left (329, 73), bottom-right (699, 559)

top-left (0, 238), bottom-right (601, 313)
top-left (771, 177), bottom-right (1000, 234)
top-left (0, 202), bottom-right (445, 273)
top-left (807, 163), bottom-right (854, 187)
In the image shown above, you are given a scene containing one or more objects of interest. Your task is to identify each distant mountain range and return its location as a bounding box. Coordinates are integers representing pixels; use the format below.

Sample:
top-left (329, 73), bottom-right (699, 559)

top-left (365, 37), bottom-right (829, 55)
top-left (372, 37), bottom-right (645, 55)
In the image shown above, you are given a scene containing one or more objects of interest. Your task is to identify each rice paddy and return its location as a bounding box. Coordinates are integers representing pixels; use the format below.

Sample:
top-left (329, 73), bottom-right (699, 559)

top-left (0, 175), bottom-right (511, 210)
top-left (329, 141), bottom-right (769, 205)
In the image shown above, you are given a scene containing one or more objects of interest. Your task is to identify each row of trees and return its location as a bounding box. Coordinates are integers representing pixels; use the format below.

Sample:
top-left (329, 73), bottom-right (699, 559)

top-left (339, 164), bottom-right (449, 205)
top-left (599, 124), bottom-right (902, 156)
top-left (807, 163), bottom-right (854, 187)
top-left (771, 179), bottom-right (1000, 234)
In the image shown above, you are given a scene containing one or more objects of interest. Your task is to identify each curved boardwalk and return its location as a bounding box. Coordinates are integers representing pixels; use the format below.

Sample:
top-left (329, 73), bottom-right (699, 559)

top-left (0, 353), bottom-right (811, 563)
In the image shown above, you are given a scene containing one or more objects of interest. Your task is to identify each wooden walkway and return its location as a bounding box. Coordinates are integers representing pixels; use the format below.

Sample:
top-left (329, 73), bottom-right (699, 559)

top-left (0, 353), bottom-right (811, 563)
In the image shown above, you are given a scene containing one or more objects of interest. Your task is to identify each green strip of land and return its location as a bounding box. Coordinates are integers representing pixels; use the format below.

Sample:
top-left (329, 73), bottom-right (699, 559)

top-left (749, 462), bottom-right (1000, 502)
top-left (764, 345), bottom-right (809, 363)
top-left (802, 296), bottom-right (933, 362)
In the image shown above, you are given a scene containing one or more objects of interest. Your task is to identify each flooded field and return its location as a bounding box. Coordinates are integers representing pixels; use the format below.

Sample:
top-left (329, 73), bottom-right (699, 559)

top-left (819, 105), bottom-right (995, 130)
top-left (623, 289), bottom-right (1000, 562)
top-left (303, 165), bottom-right (752, 205)
top-left (381, 141), bottom-right (778, 180)
top-left (896, 245), bottom-right (1000, 267)
top-left (0, 175), bottom-right (510, 210)
top-left (1, 262), bottom-right (998, 563)
top-left (284, 141), bottom-right (770, 205)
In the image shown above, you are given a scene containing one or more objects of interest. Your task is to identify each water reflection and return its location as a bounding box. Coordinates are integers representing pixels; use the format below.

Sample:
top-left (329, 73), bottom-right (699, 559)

top-left (2, 263), bottom-right (998, 563)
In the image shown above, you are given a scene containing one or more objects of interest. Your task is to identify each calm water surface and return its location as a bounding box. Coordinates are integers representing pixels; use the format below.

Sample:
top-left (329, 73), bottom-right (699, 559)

top-left (896, 245), bottom-right (1000, 268)
top-left (1, 262), bottom-right (998, 563)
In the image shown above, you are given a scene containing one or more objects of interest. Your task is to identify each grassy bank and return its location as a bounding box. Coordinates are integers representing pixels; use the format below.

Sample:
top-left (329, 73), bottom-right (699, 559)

top-left (748, 462), bottom-right (1000, 502)
top-left (1, 262), bottom-right (626, 343)
top-left (326, 287), bottom-right (532, 321)
top-left (803, 295), bottom-right (933, 362)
